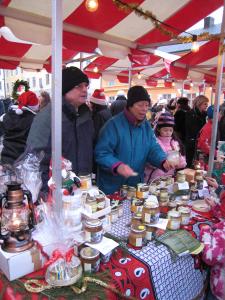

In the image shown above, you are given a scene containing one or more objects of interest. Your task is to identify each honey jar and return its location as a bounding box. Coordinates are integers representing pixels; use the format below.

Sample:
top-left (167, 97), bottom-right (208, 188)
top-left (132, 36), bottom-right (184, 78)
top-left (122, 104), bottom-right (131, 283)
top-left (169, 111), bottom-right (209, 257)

top-left (86, 197), bottom-right (97, 213)
top-left (136, 184), bottom-right (149, 199)
top-left (127, 186), bottom-right (137, 200)
top-left (110, 207), bottom-right (119, 223)
top-left (79, 174), bottom-right (92, 190)
top-left (84, 219), bottom-right (103, 243)
top-left (80, 247), bottom-right (100, 273)
top-left (167, 211), bottom-right (181, 230)
top-left (128, 225), bottom-right (146, 248)
top-left (145, 224), bottom-right (155, 241)
top-left (176, 171), bottom-right (186, 183)
top-left (142, 202), bottom-right (159, 224)
top-left (178, 207), bottom-right (191, 225)
top-left (131, 212), bottom-right (143, 226)
top-left (166, 177), bottom-right (174, 185)
top-left (131, 198), bottom-right (143, 213)
top-left (120, 185), bottom-right (128, 198)
top-left (95, 195), bottom-right (106, 211)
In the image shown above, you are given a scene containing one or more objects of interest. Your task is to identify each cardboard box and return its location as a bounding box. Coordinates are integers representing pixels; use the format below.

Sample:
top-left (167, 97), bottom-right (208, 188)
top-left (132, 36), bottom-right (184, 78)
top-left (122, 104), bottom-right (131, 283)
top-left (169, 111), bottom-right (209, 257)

top-left (82, 197), bottom-right (111, 219)
top-left (0, 244), bottom-right (46, 281)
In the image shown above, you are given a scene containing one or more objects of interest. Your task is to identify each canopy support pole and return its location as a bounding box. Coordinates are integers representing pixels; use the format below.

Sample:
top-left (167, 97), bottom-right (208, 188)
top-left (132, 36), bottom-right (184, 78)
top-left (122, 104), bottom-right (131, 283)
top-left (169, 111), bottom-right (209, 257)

top-left (128, 62), bottom-right (132, 88)
top-left (210, 87), bottom-right (214, 105)
top-left (51, 0), bottom-right (62, 218)
top-left (208, 0), bottom-right (225, 176)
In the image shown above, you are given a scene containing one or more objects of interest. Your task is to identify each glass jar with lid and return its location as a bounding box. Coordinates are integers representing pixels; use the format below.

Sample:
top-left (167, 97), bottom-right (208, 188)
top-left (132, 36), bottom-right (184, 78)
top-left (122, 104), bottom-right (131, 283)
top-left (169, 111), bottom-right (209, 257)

top-left (79, 174), bottom-right (92, 190)
top-left (127, 186), bottom-right (137, 200)
top-left (120, 185), bottom-right (128, 198)
top-left (176, 171), bottom-right (186, 183)
top-left (178, 207), bottom-right (191, 225)
top-left (167, 211), bottom-right (181, 230)
top-left (145, 224), bottom-right (155, 241)
top-left (128, 225), bottom-right (146, 248)
top-left (142, 202), bottom-right (159, 224)
top-left (110, 207), bottom-right (119, 223)
top-left (80, 247), bottom-right (100, 273)
top-left (131, 198), bottom-right (143, 213)
top-left (136, 184), bottom-right (149, 199)
top-left (131, 212), bottom-right (143, 227)
top-left (84, 219), bottom-right (103, 243)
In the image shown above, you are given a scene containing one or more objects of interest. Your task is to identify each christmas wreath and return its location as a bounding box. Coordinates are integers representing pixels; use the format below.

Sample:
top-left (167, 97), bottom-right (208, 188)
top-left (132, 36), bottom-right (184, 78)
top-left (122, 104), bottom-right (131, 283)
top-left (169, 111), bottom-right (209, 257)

top-left (12, 79), bottom-right (30, 100)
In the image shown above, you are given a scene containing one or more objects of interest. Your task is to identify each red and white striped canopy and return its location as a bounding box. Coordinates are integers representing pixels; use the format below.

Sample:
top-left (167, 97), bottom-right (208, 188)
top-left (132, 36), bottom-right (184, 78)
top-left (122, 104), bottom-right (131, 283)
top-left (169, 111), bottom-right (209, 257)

top-left (0, 0), bottom-right (223, 75)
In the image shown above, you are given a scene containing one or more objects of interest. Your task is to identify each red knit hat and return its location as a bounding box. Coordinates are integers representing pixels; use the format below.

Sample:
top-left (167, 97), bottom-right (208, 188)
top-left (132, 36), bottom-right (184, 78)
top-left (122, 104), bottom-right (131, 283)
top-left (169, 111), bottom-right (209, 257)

top-left (90, 89), bottom-right (107, 106)
top-left (16, 91), bottom-right (39, 114)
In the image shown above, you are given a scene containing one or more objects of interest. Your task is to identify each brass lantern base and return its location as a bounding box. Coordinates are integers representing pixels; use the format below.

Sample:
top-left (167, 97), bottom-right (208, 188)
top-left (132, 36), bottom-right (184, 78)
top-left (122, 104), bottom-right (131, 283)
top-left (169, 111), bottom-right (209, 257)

top-left (2, 231), bottom-right (34, 253)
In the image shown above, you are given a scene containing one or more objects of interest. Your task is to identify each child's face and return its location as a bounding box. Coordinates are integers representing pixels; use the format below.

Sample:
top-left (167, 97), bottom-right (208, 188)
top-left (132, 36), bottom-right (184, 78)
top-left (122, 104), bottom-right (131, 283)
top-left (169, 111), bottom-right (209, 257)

top-left (159, 127), bottom-right (173, 137)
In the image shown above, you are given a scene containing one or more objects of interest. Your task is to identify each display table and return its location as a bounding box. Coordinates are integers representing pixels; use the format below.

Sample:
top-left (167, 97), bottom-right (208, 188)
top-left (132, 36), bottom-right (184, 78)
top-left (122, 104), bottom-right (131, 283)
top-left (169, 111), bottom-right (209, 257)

top-left (0, 200), bottom-right (217, 300)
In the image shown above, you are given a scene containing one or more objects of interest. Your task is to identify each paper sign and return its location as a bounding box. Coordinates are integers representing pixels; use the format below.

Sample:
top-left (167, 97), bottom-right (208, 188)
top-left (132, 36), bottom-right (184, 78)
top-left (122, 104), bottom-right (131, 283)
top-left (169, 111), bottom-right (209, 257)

top-left (149, 218), bottom-right (168, 230)
top-left (177, 182), bottom-right (189, 190)
top-left (86, 236), bottom-right (119, 255)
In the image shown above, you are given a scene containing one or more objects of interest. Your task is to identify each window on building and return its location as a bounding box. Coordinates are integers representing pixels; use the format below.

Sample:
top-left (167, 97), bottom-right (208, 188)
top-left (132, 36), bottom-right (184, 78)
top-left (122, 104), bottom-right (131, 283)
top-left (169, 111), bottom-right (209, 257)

top-left (108, 81), bottom-right (115, 87)
top-left (46, 74), bottom-right (50, 85)
top-left (32, 77), bottom-right (36, 88)
top-left (39, 78), bottom-right (43, 89)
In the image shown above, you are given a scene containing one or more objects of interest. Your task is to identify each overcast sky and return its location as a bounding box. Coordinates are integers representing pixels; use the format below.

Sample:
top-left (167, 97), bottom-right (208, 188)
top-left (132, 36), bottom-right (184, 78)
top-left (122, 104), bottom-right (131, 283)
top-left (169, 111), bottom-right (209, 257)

top-left (189, 6), bottom-right (223, 30)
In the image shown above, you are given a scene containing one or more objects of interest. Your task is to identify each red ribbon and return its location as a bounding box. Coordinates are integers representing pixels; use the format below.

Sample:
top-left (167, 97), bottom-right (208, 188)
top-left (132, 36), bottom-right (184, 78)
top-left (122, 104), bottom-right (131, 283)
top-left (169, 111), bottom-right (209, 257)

top-left (43, 248), bottom-right (74, 270)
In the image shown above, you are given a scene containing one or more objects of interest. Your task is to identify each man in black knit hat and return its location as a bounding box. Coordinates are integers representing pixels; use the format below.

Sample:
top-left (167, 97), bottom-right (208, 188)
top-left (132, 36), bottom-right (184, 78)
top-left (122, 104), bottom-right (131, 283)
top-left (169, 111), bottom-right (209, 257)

top-left (27, 66), bottom-right (94, 195)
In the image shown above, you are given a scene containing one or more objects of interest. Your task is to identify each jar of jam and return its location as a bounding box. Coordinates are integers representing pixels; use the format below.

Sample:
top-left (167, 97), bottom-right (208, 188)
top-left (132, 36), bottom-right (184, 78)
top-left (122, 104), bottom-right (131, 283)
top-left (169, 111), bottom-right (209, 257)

top-left (118, 203), bottom-right (124, 217)
top-left (142, 202), bottom-right (159, 224)
top-left (86, 197), bottom-right (97, 213)
top-left (136, 185), bottom-right (149, 199)
top-left (131, 198), bottom-right (143, 213)
top-left (95, 195), bottom-right (106, 211)
top-left (145, 224), bottom-right (155, 241)
top-left (110, 207), bottom-right (119, 223)
top-left (84, 219), bottom-right (103, 243)
top-left (120, 185), bottom-right (128, 198)
top-left (79, 174), bottom-right (92, 190)
top-left (196, 175), bottom-right (204, 190)
top-left (131, 212), bottom-right (143, 226)
top-left (178, 207), bottom-right (191, 225)
top-left (167, 211), bottom-right (181, 230)
top-left (149, 183), bottom-right (157, 194)
top-left (176, 171), bottom-right (186, 183)
top-left (128, 225), bottom-right (146, 248)
top-left (80, 247), bottom-right (100, 273)
top-left (190, 187), bottom-right (198, 201)
top-left (127, 186), bottom-right (137, 200)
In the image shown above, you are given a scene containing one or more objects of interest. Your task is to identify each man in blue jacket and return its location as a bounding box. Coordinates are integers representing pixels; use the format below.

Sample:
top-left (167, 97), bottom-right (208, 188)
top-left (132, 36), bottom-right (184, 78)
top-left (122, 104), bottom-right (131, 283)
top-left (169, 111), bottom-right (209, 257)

top-left (95, 85), bottom-right (174, 194)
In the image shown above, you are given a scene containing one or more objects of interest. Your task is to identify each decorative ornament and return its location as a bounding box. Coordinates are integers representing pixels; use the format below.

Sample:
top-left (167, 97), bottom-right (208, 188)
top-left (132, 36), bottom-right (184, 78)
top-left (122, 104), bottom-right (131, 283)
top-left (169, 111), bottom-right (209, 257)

top-left (85, 0), bottom-right (99, 12)
top-left (12, 79), bottom-right (30, 100)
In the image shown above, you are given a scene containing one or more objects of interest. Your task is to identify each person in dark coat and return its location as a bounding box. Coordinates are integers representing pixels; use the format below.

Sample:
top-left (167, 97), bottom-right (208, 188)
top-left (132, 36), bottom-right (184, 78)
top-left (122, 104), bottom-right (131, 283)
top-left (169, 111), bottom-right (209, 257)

top-left (0, 91), bottom-right (39, 165)
top-left (110, 90), bottom-right (127, 116)
top-left (219, 105), bottom-right (225, 141)
top-left (89, 89), bottom-right (112, 140)
top-left (185, 95), bottom-right (209, 167)
top-left (27, 67), bottom-right (95, 193)
top-left (174, 97), bottom-right (191, 144)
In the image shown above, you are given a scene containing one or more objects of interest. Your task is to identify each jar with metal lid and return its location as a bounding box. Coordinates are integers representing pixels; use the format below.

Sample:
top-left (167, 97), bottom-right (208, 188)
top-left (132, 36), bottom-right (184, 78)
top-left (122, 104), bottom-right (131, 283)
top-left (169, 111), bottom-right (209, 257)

top-left (131, 198), bottom-right (143, 213)
top-left (79, 174), bottom-right (92, 190)
top-left (178, 207), bottom-right (191, 225)
top-left (110, 207), bottom-right (119, 223)
top-left (136, 184), bottom-right (149, 199)
top-left (86, 197), bottom-right (98, 213)
top-left (166, 177), bottom-right (174, 186)
top-left (196, 175), bottom-right (204, 190)
top-left (131, 212), bottom-right (143, 226)
top-left (95, 195), bottom-right (106, 211)
top-left (176, 171), bottom-right (186, 183)
top-left (80, 247), bottom-right (100, 273)
top-left (127, 186), bottom-right (137, 200)
top-left (149, 183), bottom-right (157, 194)
top-left (145, 224), bottom-right (155, 241)
top-left (190, 188), bottom-right (198, 200)
top-left (118, 203), bottom-right (123, 217)
top-left (84, 219), bottom-right (103, 243)
top-left (120, 185), bottom-right (128, 198)
top-left (128, 225), bottom-right (146, 248)
top-left (167, 211), bottom-right (181, 230)
top-left (180, 195), bottom-right (189, 206)
top-left (142, 202), bottom-right (159, 224)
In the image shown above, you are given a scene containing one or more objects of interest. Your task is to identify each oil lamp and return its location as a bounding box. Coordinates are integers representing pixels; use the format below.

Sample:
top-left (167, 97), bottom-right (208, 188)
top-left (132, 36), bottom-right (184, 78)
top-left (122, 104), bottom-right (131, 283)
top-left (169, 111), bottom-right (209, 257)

top-left (0, 181), bottom-right (37, 252)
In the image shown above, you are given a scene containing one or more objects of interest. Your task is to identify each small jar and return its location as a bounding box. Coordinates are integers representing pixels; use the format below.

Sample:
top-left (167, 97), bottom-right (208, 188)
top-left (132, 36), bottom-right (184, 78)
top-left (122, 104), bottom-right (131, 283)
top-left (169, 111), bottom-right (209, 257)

top-left (190, 188), bottom-right (198, 201)
top-left (176, 171), bottom-right (186, 183)
top-left (131, 198), bottom-right (143, 213)
top-left (189, 180), bottom-right (196, 189)
top-left (84, 219), bottom-right (103, 243)
top-left (178, 207), bottom-right (191, 225)
top-left (95, 195), bottom-right (106, 211)
top-left (168, 201), bottom-right (177, 211)
top-left (120, 185), bottom-right (128, 198)
top-left (131, 212), bottom-right (143, 226)
top-left (167, 211), bottom-right (181, 230)
top-left (196, 175), bottom-right (204, 190)
top-left (80, 247), bottom-right (100, 273)
top-left (127, 186), bottom-right (137, 200)
top-left (118, 203), bottom-right (124, 217)
top-left (145, 224), bottom-right (155, 241)
top-left (110, 207), bottom-right (119, 223)
top-left (86, 197), bottom-right (98, 213)
top-left (149, 183), bottom-right (157, 194)
top-left (159, 188), bottom-right (168, 199)
top-left (160, 178), bottom-right (167, 188)
top-left (128, 225), bottom-right (146, 248)
top-left (79, 174), bottom-right (92, 190)
top-left (136, 185), bottom-right (149, 199)
top-left (142, 202), bottom-right (159, 224)
top-left (166, 177), bottom-right (174, 186)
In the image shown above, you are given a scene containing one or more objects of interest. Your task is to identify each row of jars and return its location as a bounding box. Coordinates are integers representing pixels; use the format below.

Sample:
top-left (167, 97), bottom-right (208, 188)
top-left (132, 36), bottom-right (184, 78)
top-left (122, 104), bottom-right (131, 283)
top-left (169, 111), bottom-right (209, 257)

top-left (85, 194), bottom-right (107, 213)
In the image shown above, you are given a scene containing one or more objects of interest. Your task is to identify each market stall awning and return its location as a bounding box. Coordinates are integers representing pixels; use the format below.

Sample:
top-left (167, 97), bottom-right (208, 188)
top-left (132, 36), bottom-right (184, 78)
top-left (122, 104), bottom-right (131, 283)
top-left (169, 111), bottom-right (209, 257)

top-left (0, 0), bottom-right (223, 71)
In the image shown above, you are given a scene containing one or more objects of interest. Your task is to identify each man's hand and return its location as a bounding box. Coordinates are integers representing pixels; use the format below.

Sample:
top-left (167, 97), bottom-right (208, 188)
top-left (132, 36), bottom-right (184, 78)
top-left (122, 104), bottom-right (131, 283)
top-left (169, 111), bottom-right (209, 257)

top-left (162, 159), bottom-right (176, 171)
top-left (205, 176), bottom-right (218, 189)
top-left (117, 164), bottom-right (137, 178)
